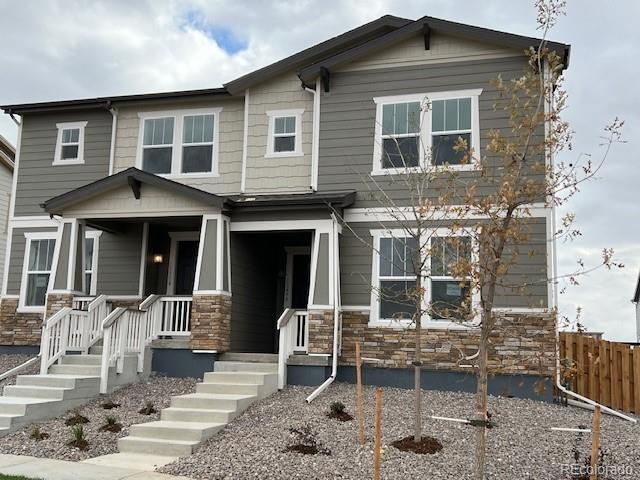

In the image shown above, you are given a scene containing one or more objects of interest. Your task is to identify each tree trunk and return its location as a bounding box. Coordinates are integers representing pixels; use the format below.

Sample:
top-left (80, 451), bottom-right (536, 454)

top-left (473, 312), bottom-right (490, 480)
top-left (413, 267), bottom-right (422, 443)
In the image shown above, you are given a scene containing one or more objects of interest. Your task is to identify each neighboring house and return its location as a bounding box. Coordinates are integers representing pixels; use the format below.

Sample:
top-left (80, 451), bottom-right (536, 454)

top-left (0, 135), bottom-right (14, 296)
top-left (634, 270), bottom-right (640, 342)
top-left (0, 15), bottom-right (569, 398)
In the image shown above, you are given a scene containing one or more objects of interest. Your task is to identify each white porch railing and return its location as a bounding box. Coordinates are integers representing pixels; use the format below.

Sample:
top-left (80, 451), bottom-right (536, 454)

top-left (276, 309), bottom-right (309, 389)
top-left (40, 307), bottom-right (73, 375)
top-left (157, 296), bottom-right (192, 336)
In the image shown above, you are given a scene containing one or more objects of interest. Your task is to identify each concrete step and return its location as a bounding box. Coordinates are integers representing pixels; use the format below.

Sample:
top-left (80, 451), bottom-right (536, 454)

top-left (89, 345), bottom-right (103, 355)
top-left (16, 374), bottom-right (99, 389)
top-left (49, 364), bottom-right (101, 376)
top-left (3, 385), bottom-right (67, 400)
top-left (0, 397), bottom-right (55, 416)
top-left (118, 436), bottom-right (200, 456)
top-left (219, 352), bottom-right (279, 363)
top-left (161, 407), bottom-right (235, 423)
top-left (0, 413), bottom-right (22, 429)
top-left (61, 354), bottom-right (102, 366)
top-left (202, 371), bottom-right (274, 385)
top-left (214, 361), bottom-right (278, 373)
top-left (195, 382), bottom-right (260, 396)
top-left (171, 393), bottom-right (255, 411)
top-left (130, 421), bottom-right (224, 442)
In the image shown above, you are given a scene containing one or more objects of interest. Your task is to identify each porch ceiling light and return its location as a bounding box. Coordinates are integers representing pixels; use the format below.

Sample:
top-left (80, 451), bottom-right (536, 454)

top-left (153, 254), bottom-right (164, 264)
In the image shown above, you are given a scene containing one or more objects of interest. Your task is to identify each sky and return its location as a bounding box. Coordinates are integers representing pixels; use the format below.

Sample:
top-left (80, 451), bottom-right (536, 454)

top-left (0, 0), bottom-right (638, 341)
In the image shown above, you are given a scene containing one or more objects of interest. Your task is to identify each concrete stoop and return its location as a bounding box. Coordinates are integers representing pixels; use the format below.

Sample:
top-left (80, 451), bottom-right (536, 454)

top-left (117, 360), bottom-right (278, 458)
top-left (0, 345), bottom-right (142, 436)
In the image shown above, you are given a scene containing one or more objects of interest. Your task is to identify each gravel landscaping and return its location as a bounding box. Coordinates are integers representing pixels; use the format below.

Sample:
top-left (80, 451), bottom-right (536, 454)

top-left (0, 375), bottom-right (197, 461)
top-left (160, 383), bottom-right (640, 480)
top-left (0, 355), bottom-right (38, 389)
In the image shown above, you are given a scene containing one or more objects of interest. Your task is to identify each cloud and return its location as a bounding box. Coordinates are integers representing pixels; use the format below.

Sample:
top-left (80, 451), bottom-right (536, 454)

top-left (0, 0), bottom-right (638, 341)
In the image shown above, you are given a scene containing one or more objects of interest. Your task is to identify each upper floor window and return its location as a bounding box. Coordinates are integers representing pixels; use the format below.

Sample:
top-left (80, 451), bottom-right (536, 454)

top-left (266, 109), bottom-right (303, 157)
top-left (142, 117), bottom-right (174, 174)
top-left (54, 121), bottom-right (87, 165)
top-left (372, 89), bottom-right (481, 175)
top-left (138, 108), bottom-right (221, 177)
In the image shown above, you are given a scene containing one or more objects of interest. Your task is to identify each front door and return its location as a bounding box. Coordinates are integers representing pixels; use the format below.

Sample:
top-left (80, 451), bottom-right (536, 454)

top-left (174, 240), bottom-right (198, 294)
top-left (284, 247), bottom-right (311, 309)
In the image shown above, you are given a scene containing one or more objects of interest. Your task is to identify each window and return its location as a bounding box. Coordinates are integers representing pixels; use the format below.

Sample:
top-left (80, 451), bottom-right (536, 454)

top-left (182, 114), bottom-right (215, 173)
top-left (54, 122), bottom-right (87, 165)
top-left (431, 98), bottom-right (472, 166)
top-left (266, 109), bottom-right (303, 157)
top-left (84, 232), bottom-right (100, 295)
top-left (372, 89), bottom-right (481, 174)
top-left (377, 236), bottom-right (418, 321)
top-left (138, 109), bottom-right (221, 176)
top-left (429, 236), bottom-right (472, 320)
top-left (142, 117), bottom-right (174, 174)
top-left (22, 236), bottom-right (56, 308)
top-left (380, 102), bottom-right (421, 169)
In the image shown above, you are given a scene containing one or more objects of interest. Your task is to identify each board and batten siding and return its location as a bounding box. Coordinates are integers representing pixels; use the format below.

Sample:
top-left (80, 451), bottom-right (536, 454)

top-left (340, 217), bottom-right (548, 309)
top-left (244, 73), bottom-right (313, 193)
top-left (113, 98), bottom-right (244, 196)
top-left (318, 54), bottom-right (539, 208)
top-left (15, 110), bottom-right (112, 216)
top-left (0, 163), bottom-right (13, 292)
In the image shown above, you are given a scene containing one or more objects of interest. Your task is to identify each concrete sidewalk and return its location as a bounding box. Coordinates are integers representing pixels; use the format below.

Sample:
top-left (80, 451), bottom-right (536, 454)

top-left (0, 454), bottom-right (190, 480)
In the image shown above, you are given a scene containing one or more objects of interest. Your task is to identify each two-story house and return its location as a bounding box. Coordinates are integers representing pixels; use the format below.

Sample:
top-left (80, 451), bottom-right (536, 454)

top-left (0, 15), bottom-right (569, 398)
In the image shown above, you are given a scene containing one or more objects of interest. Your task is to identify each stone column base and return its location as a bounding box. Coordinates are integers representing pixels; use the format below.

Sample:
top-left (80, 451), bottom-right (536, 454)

top-left (307, 309), bottom-right (334, 355)
top-left (45, 292), bottom-right (75, 320)
top-left (190, 293), bottom-right (232, 351)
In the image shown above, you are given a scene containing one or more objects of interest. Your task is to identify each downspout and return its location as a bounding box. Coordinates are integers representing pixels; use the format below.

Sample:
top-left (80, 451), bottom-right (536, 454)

top-left (108, 104), bottom-right (118, 176)
top-left (306, 215), bottom-right (340, 403)
top-left (303, 79), bottom-right (320, 191)
top-left (542, 62), bottom-right (635, 423)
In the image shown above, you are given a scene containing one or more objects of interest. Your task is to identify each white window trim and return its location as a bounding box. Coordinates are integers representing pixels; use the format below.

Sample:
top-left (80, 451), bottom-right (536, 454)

top-left (85, 230), bottom-right (102, 296)
top-left (53, 121), bottom-right (87, 166)
top-left (265, 109), bottom-right (304, 158)
top-left (369, 228), bottom-right (480, 329)
top-left (136, 108), bottom-right (222, 178)
top-left (371, 89), bottom-right (482, 176)
top-left (18, 232), bottom-right (57, 313)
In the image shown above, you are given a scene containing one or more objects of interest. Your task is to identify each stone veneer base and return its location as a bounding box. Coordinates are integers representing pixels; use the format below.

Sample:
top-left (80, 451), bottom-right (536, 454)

top-left (190, 294), bottom-right (232, 351)
top-left (0, 298), bottom-right (43, 346)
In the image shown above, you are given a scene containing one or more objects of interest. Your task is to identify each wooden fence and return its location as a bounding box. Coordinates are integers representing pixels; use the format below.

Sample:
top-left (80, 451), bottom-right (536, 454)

top-left (559, 332), bottom-right (640, 414)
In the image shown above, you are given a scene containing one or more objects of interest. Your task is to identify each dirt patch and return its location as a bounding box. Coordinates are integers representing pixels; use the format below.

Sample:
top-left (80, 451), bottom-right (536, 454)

top-left (391, 436), bottom-right (444, 455)
top-left (327, 411), bottom-right (353, 422)
top-left (99, 423), bottom-right (122, 433)
top-left (64, 414), bottom-right (89, 426)
top-left (67, 439), bottom-right (89, 451)
top-left (101, 402), bottom-right (120, 410)
top-left (284, 426), bottom-right (331, 456)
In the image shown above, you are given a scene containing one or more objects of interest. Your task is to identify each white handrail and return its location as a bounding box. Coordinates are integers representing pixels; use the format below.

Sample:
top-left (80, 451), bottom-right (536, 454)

top-left (84, 294), bottom-right (109, 352)
top-left (0, 355), bottom-right (40, 381)
top-left (276, 309), bottom-right (309, 389)
top-left (39, 307), bottom-right (73, 375)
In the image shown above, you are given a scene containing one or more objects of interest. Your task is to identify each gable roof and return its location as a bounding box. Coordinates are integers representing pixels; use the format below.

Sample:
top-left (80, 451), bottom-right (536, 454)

top-left (41, 167), bottom-right (227, 214)
top-left (1, 14), bottom-right (570, 114)
top-left (0, 134), bottom-right (15, 171)
top-left (298, 15), bottom-right (570, 84)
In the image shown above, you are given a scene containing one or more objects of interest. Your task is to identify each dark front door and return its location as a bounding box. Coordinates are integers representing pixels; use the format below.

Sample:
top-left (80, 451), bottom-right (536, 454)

top-left (291, 254), bottom-right (311, 309)
top-left (175, 241), bottom-right (199, 294)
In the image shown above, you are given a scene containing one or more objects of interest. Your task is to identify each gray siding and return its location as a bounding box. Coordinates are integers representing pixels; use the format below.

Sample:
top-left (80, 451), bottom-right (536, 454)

top-left (313, 232), bottom-right (330, 305)
top-left (317, 56), bottom-right (542, 208)
top-left (95, 224), bottom-right (143, 296)
top-left (7, 227), bottom-right (57, 295)
top-left (198, 219), bottom-right (217, 291)
top-left (340, 217), bottom-right (548, 309)
top-left (15, 110), bottom-right (112, 216)
top-left (53, 223), bottom-right (71, 289)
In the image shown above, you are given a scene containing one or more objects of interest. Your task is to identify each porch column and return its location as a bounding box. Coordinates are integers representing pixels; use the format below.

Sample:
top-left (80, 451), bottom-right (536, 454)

top-left (45, 219), bottom-right (85, 319)
top-left (307, 222), bottom-right (338, 355)
top-left (190, 214), bottom-right (231, 351)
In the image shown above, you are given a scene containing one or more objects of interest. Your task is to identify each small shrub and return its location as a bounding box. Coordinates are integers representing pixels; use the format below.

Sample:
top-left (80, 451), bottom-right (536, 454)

top-left (100, 415), bottom-right (122, 433)
top-left (138, 400), bottom-right (157, 415)
top-left (29, 426), bottom-right (49, 441)
top-left (68, 424), bottom-right (89, 450)
top-left (284, 426), bottom-right (330, 456)
top-left (101, 401), bottom-right (121, 410)
top-left (64, 410), bottom-right (89, 426)
top-left (330, 401), bottom-right (345, 415)
top-left (327, 401), bottom-right (353, 422)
